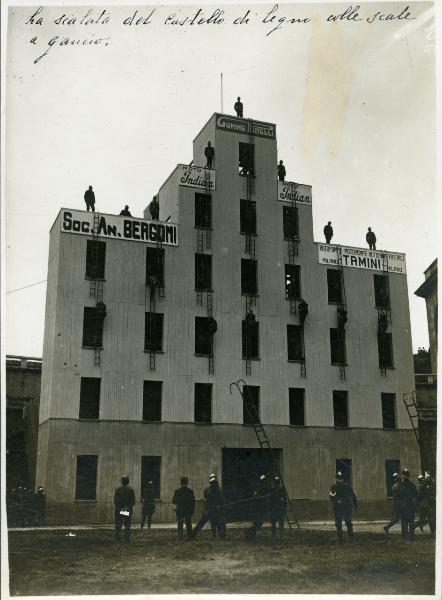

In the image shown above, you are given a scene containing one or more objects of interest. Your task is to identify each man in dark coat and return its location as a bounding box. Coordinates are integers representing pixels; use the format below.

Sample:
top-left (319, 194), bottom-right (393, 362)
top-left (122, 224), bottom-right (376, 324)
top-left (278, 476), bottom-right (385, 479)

top-left (149, 195), bottom-right (160, 220)
top-left (34, 487), bottom-right (46, 526)
top-left (84, 186), bottom-right (95, 212)
top-left (245, 474), bottom-right (271, 540)
top-left (414, 474), bottom-right (435, 535)
top-left (120, 205), bottom-right (132, 216)
top-left (329, 472), bottom-right (357, 542)
top-left (384, 473), bottom-right (401, 534)
top-left (140, 480), bottom-right (156, 530)
top-left (192, 476), bottom-right (226, 539)
top-left (323, 221), bottom-right (333, 244)
top-left (398, 468), bottom-right (418, 539)
top-left (234, 97), bottom-right (243, 118)
top-left (277, 160), bottom-right (286, 181)
top-left (205, 142), bottom-right (215, 169)
top-left (366, 227), bottom-right (377, 250)
top-left (172, 476), bottom-right (196, 540)
top-left (114, 475), bottom-right (136, 542)
top-left (269, 476), bottom-right (287, 536)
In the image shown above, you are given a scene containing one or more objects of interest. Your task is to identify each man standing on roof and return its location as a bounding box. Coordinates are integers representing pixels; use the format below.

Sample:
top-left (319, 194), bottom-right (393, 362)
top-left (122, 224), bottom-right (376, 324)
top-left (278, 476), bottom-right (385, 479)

top-left (84, 186), bottom-right (95, 212)
top-left (234, 97), bottom-right (244, 118)
top-left (120, 205), bottom-right (132, 216)
top-left (366, 227), bottom-right (377, 250)
top-left (277, 160), bottom-right (286, 181)
top-left (324, 221), bottom-right (333, 244)
top-left (149, 195), bottom-right (160, 220)
top-left (205, 141), bottom-right (215, 170)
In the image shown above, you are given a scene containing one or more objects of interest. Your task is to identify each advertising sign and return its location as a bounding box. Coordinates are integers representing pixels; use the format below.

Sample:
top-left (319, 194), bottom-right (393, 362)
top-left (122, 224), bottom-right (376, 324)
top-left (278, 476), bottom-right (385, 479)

top-left (215, 114), bottom-right (276, 140)
top-left (178, 164), bottom-right (216, 191)
top-left (318, 244), bottom-right (406, 274)
top-left (277, 181), bottom-right (312, 205)
top-left (60, 210), bottom-right (178, 246)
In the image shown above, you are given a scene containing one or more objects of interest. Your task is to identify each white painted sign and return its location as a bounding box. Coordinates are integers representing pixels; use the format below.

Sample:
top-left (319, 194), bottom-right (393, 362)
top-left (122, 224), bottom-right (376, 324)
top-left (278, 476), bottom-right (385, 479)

top-left (178, 164), bottom-right (216, 191)
top-left (277, 181), bottom-right (312, 205)
top-left (61, 210), bottom-right (178, 246)
top-left (318, 244), bottom-right (406, 274)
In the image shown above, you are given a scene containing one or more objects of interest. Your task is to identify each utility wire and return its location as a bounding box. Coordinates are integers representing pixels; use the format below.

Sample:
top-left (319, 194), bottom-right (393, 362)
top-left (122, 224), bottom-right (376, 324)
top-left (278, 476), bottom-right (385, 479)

top-left (6, 279), bottom-right (47, 294)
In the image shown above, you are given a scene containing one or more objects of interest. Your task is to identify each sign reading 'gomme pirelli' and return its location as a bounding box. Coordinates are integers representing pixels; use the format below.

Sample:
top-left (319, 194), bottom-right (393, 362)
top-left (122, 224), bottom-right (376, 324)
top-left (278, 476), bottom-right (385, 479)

top-left (277, 181), bottom-right (312, 205)
top-left (61, 210), bottom-right (178, 246)
top-left (215, 114), bottom-right (276, 140)
top-left (178, 164), bottom-right (216, 191)
top-left (318, 244), bottom-right (406, 274)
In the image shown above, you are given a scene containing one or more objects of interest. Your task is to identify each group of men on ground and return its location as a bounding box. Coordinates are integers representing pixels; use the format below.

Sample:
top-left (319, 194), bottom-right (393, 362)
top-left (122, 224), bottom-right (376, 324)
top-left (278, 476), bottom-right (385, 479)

top-left (323, 221), bottom-right (377, 250)
top-left (7, 486), bottom-right (46, 527)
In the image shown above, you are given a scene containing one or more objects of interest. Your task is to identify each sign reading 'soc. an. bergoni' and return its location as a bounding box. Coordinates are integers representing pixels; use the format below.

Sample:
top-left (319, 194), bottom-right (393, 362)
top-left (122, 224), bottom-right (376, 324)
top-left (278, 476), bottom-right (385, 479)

top-left (318, 244), bottom-right (406, 274)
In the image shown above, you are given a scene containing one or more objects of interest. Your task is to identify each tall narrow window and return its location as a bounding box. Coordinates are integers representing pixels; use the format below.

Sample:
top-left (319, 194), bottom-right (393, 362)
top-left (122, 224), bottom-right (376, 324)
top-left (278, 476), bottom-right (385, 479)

top-left (239, 142), bottom-right (255, 176)
top-left (243, 385), bottom-right (260, 424)
top-left (333, 391), bottom-right (348, 428)
top-left (144, 313), bottom-right (164, 352)
top-left (146, 247), bottom-right (165, 287)
top-left (241, 259), bottom-right (258, 295)
top-left (240, 199), bottom-right (257, 234)
top-left (283, 206), bottom-right (298, 240)
top-left (242, 319), bottom-right (259, 359)
top-left (143, 381), bottom-right (162, 422)
top-left (374, 274), bottom-right (390, 308)
top-left (195, 254), bottom-right (212, 291)
top-left (195, 193), bottom-right (212, 229)
top-left (287, 325), bottom-right (304, 361)
top-left (381, 393), bottom-right (396, 429)
top-left (75, 455), bottom-right (98, 500)
top-left (285, 265), bottom-right (300, 299)
top-left (330, 329), bottom-right (346, 365)
top-left (385, 459), bottom-right (400, 497)
top-left (327, 270), bottom-right (343, 304)
top-left (336, 458), bottom-right (352, 484)
top-left (378, 333), bottom-right (393, 368)
top-left (141, 456), bottom-right (161, 500)
top-left (82, 307), bottom-right (104, 348)
top-left (195, 317), bottom-right (214, 355)
top-left (289, 388), bottom-right (305, 426)
top-left (79, 377), bottom-right (101, 420)
top-left (195, 383), bottom-right (212, 423)
top-left (86, 240), bottom-right (106, 279)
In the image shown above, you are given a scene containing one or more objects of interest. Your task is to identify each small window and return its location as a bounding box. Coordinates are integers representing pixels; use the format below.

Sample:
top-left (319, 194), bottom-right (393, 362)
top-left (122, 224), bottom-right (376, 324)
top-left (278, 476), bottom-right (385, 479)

top-left (287, 325), bottom-right (304, 361)
top-left (75, 455), bottom-right (98, 500)
top-left (79, 377), bottom-right (100, 420)
top-left (143, 381), bottom-right (162, 422)
top-left (242, 318), bottom-right (259, 359)
top-left (141, 456), bottom-right (161, 500)
top-left (240, 200), bottom-right (256, 235)
top-left (195, 383), bottom-right (212, 423)
top-left (289, 388), bottom-right (305, 426)
top-left (195, 193), bottom-right (212, 229)
top-left (381, 393), bottom-right (396, 429)
top-left (195, 254), bottom-right (212, 291)
top-left (336, 458), bottom-right (352, 484)
top-left (374, 274), bottom-right (390, 308)
top-left (239, 142), bottom-right (255, 176)
top-left (333, 391), bottom-right (348, 428)
top-left (330, 328), bottom-right (346, 365)
top-left (146, 247), bottom-right (165, 287)
top-left (283, 206), bottom-right (298, 240)
top-left (241, 259), bottom-right (258, 295)
top-left (195, 317), bottom-right (214, 355)
top-left (243, 385), bottom-right (260, 424)
top-left (327, 270), bottom-right (343, 304)
top-left (86, 240), bottom-right (106, 279)
top-left (378, 333), bottom-right (394, 368)
top-left (285, 265), bottom-right (300, 300)
top-left (82, 307), bottom-right (104, 348)
top-left (145, 313), bottom-right (164, 352)
top-left (385, 459), bottom-right (400, 497)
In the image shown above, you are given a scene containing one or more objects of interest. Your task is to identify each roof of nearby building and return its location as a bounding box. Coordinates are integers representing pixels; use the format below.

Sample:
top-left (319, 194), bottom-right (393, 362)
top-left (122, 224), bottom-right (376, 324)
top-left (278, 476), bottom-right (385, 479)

top-left (6, 355), bottom-right (42, 371)
top-left (415, 260), bottom-right (437, 298)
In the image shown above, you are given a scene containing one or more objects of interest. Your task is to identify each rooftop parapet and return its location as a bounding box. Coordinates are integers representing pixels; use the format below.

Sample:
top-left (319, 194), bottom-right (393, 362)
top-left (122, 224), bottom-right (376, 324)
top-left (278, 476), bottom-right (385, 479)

top-left (316, 242), bottom-right (407, 275)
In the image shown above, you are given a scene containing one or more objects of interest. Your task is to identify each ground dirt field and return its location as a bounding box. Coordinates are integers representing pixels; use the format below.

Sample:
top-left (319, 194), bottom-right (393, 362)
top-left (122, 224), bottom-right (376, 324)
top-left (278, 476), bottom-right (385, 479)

top-left (7, 527), bottom-right (435, 595)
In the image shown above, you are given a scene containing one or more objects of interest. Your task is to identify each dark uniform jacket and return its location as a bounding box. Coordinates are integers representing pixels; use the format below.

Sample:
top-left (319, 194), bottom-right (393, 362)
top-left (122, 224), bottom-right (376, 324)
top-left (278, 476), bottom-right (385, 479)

top-left (329, 481), bottom-right (357, 513)
top-left (366, 231), bottom-right (376, 245)
top-left (391, 481), bottom-right (401, 507)
top-left (203, 482), bottom-right (225, 515)
top-left (269, 485), bottom-right (287, 514)
top-left (323, 224), bottom-right (333, 240)
top-left (172, 486), bottom-right (196, 518)
top-left (84, 189), bottom-right (95, 205)
top-left (398, 479), bottom-right (418, 513)
top-left (278, 165), bottom-right (286, 179)
top-left (253, 480), bottom-right (271, 515)
top-left (114, 485), bottom-right (136, 514)
top-left (142, 486), bottom-right (156, 508)
top-left (204, 146), bottom-right (215, 161)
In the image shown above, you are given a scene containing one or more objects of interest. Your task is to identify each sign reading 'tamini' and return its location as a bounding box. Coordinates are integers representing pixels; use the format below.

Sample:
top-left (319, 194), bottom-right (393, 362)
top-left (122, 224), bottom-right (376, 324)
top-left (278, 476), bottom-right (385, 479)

top-left (61, 210), bottom-right (178, 246)
top-left (318, 244), bottom-right (406, 274)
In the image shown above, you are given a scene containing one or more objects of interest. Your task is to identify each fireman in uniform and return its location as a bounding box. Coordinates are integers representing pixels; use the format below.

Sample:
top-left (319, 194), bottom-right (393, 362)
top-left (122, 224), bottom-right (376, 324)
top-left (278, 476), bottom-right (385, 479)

top-left (270, 476), bottom-right (287, 536)
top-left (204, 141), bottom-right (215, 169)
top-left (140, 480), bottom-right (156, 530)
top-left (172, 476), bottom-right (196, 540)
top-left (329, 471), bottom-right (357, 542)
top-left (277, 160), bottom-right (286, 181)
top-left (397, 468), bottom-right (418, 539)
top-left (114, 475), bottom-right (136, 542)
top-left (149, 195), bottom-right (160, 220)
top-left (234, 97), bottom-right (243, 118)
top-left (366, 227), bottom-right (377, 250)
top-left (245, 474), bottom-right (271, 540)
top-left (192, 476), bottom-right (226, 540)
top-left (383, 473), bottom-right (401, 534)
top-left (84, 185), bottom-right (95, 212)
top-left (323, 221), bottom-right (333, 244)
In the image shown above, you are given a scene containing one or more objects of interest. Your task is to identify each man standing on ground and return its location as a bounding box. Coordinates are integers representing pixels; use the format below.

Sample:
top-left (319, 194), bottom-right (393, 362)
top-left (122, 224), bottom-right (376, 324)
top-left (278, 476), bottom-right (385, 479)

top-left (114, 475), bottom-right (136, 543)
top-left (172, 476), bottom-right (195, 540)
top-left (398, 468), bottom-right (418, 539)
top-left (34, 487), bottom-right (46, 526)
top-left (384, 473), bottom-right (401, 534)
top-left (246, 474), bottom-right (271, 540)
top-left (270, 476), bottom-right (287, 536)
top-left (329, 471), bottom-right (357, 542)
top-left (192, 475), bottom-right (226, 540)
top-left (140, 480), bottom-right (156, 530)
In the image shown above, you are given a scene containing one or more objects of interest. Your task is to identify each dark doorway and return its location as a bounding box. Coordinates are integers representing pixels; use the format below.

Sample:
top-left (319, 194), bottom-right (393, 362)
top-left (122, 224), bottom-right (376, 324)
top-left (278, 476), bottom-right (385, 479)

top-left (222, 448), bottom-right (282, 521)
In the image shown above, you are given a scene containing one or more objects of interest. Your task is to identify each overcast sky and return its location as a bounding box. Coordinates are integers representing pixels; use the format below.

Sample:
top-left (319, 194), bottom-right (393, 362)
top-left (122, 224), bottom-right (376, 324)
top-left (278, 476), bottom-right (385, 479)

top-left (5, 1), bottom-right (437, 359)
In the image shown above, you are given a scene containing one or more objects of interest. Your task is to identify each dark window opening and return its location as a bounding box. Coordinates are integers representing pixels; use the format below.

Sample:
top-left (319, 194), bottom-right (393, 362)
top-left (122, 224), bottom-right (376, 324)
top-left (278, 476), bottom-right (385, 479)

top-left (336, 458), bottom-right (352, 485)
top-left (143, 381), bottom-right (162, 422)
top-left (241, 259), bottom-right (258, 295)
top-left (195, 317), bottom-right (214, 355)
top-left (239, 142), bottom-right (255, 176)
top-left (287, 325), bottom-right (304, 361)
top-left (289, 388), bottom-right (305, 426)
top-left (385, 459), bottom-right (401, 497)
top-left (285, 265), bottom-right (301, 300)
top-left (79, 378), bottom-right (100, 420)
top-left (75, 455), bottom-right (98, 500)
top-left (243, 385), bottom-right (260, 425)
top-left (86, 240), bottom-right (106, 279)
top-left (195, 253), bottom-right (212, 291)
top-left (146, 247), bottom-right (165, 287)
top-left (374, 274), bottom-right (390, 308)
top-left (195, 193), bottom-right (212, 229)
top-left (327, 270), bottom-right (343, 304)
top-left (240, 200), bottom-right (257, 235)
top-left (242, 319), bottom-right (259, 359)
top-left (82, 307), bottom-right (104, 348)
top-left (195, 383), bottom-right (212, 423)
top-left (378, 333), bottom-right (393, 368)
top-left (381, 393), bottom-right (396, 429)
top-left (283, 206), bottom-right (299, 240)
top-left (330, 328), bottom-right (346, 365)
top-left (141, 456), bottom-right (161, 500)
top-left (144, 313), bottom-right (164, 352)
top-left (333, 391), bottom-right (348, 428)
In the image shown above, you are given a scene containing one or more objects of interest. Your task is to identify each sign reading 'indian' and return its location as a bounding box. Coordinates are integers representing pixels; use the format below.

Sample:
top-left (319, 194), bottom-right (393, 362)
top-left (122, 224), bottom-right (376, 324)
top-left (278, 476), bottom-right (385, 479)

top-left (318, 244), bottom-right (406, 275)
top-left (178, 164), bottom-right (216, 191)
top-left (277, 181), bottom-right (312, 205)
